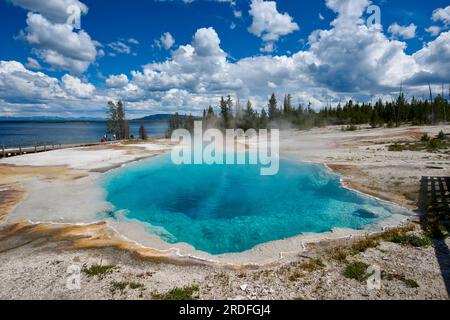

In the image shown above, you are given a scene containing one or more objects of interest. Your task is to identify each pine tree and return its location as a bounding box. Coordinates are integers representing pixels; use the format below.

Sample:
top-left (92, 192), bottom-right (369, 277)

top-left (268, 93), bottom-right (278, 120)
top-left (107, 101), bottom-right (129, 140)
top-left (260, 108), bottom-right (269, 129)
top-left (283, 94), bottom-right (293, 115)
top-left (139, 125), bottom-right (148, 140)
top-left (369, 109), bottom-right (379, 128)
top-left (220, 96), bottom-right (233, 129)
top-left (243, 100), bottom-right (256, 130)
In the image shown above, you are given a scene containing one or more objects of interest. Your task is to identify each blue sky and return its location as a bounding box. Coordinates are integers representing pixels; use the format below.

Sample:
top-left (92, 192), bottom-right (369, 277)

top-left (0, 0), bottom-right (449, 118)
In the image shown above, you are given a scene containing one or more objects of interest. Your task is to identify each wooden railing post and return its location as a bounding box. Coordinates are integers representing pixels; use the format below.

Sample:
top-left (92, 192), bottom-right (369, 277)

top-left (19, 146), bottom-right (22, 155)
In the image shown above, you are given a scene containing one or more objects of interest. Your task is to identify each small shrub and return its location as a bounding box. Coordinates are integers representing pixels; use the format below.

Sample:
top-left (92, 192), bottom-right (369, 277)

top-left (328, 247), bottom-right (349, 263)
top-left (388, 144), bottom-right (405, 152)
top-left (388, 234), bottom-right (433, 247)
top-left (345, 125), bottom-right (358, 131)
top-left (82, 264), bottom-right (117, 279)
top-left (351, 238), bottom-right (380, 255)
top-left (427, 138), bottom-right (447, 151)
top-left (420, 134), bottom-right (430, 142)
top-left (110, 281), bottom-right (128, 295)
top-left (110, 281), bottom-right (146, 296)
top-left (377, 226), bottom-right (415, 242)
top-left (382, 272), bottom-right (419, 288)
top-left (288, 272), bottom-right (304, 282)
top-left (402, 278), bottom-right (420, 288)
top-left (343, 262), bottom-right (370, 282)
top-left (129, 282), bottom-right (145, 290)
top-left (437, 131), bottom-right (446, 140)
top-left (300, 258), bottom-right (326, 272)
top-left (153, 285), bottom-right (200, 300)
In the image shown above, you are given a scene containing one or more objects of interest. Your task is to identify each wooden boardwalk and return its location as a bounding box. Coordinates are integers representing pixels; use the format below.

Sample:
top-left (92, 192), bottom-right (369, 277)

top-left (419, 176), bottom-right (450, 213)
top-left (0, 141), bottom-right (112, 159)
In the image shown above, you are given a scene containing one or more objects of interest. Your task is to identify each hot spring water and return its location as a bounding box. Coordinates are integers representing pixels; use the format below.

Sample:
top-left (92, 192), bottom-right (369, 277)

top-left (103, 154), bottom-right (410, 255)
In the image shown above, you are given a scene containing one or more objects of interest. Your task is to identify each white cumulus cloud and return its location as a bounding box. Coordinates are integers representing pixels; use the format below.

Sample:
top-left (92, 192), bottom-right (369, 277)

top-left (388, 23), bottom-right (417, 39)
top-left (106, 74), bottom-right (129, 88)
top-left (156, 32), bottom-right (176, 50)
top-left (248, 0), bottom-right (299, 52)
top-left (432, 6), bottom-right (450, 26)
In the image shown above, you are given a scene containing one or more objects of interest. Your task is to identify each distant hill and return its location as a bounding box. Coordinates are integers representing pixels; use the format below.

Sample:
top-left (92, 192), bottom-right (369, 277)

top-left (0, 116), bottom-right (105, 122)
top-left (133, 114), bottom-right (186, 121)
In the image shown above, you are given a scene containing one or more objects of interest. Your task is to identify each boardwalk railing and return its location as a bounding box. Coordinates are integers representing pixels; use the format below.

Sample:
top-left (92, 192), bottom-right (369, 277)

top-left (0, 141), bottom-right (116, 159)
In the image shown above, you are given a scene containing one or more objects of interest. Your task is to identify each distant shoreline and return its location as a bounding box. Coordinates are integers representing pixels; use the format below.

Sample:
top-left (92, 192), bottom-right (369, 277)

top-left (0, 119), bottom-right (170, 124)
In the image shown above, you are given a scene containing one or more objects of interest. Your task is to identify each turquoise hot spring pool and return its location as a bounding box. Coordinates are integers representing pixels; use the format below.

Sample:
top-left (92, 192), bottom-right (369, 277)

top-left (102, 154), bottom-right (411, 255)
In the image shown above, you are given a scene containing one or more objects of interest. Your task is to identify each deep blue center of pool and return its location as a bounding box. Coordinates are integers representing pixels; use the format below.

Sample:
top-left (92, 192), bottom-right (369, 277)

top-left (103, 154), bottom-right (409, 255)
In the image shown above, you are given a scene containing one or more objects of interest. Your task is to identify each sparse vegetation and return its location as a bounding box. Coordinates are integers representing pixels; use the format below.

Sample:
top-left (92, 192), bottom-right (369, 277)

top-left (288, 272), bottom-right (305, 282)
top-left (421, 134), bottom-right (431, 142)
top-left (350, 238), bottom-right (380, 255)
top-left (82, 264), bottom-right (117, 279)
top-left (328, 247), bottom-right (349, 263)
top-left (110, 281), bottom-right (146, 296)
top-left (343, 261), bottom-right (370, 282)
top-left (427, 138), bottom-right (447, 152)
top-left (382, 272), bottom-right (419, 288)
top-left (300, 258), bottom-right (326, 271)
top-left (342, 125), bottom-right (358, 132)
top-left (110, 281), bottom-right (128, 295)
top-left (287, 258), bottom-right (326, 282)
top-left (389, 132), bottom-right (448, 153)
top-left (384, 233), bottom-right (433, 247)
top-left (327, 225), bottom-right (428, 266)
top-left (153, 285), bottom-right (200, 300)
top-left (388, 143), bottom-right (405, 152)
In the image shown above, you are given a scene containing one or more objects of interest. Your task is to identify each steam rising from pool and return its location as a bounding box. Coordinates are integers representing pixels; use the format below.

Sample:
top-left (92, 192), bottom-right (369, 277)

top-left (103, 154), bottom-right (410, 255)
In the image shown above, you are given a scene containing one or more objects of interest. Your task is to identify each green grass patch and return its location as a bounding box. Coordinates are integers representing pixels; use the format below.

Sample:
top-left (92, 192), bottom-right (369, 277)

top-left (110, 281), bottom-right (128, 295)
top-left (153, 285), bottom-right (200, 300)
top-left (110, 281), bottom-right (146, 296)
top-left (388, 144), bottom-right (405, 152)
top-left (82, 264), bottom-right (117, 279)
top-left (342, 261), bottom-right (370, 282)
top-left (350, 238), bottom-right (380, 255)
top-left (420, 134), bottom-right (431, 142)
top-left (386, 234), bottom-right (433, 247)
top-left (382, 272), bottom-right (419, 288)
top-left (388, 132), bottom-right (448, 153)
top-left (328, 247), bottom-right (350, 263)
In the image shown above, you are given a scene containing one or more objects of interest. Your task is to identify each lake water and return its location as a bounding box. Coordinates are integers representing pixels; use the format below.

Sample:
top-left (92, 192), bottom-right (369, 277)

top-left (0, 121), bottom-right (168, 148)
top-left (103, 154), bottom-right (411, 255)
